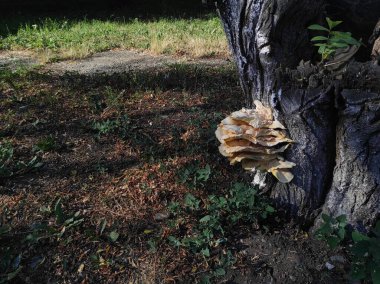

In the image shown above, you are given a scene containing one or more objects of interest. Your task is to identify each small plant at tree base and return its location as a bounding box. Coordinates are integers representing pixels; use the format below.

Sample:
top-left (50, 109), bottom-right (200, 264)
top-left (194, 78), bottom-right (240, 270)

top-left (316, 215), bottom-right (380, 284)
top-left (308, 17), bottom-right (361, 61)
top-left (167, 182), bottom-right (275, 281)
top-left (315, 214), bottom-right (347, 248)
top-left (350, 221), bottom-right (380, 284)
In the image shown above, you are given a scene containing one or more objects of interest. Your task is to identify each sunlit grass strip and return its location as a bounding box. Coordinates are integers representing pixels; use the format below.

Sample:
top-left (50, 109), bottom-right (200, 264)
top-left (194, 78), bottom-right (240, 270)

top-left (0, 17), bottom-right (228, 62)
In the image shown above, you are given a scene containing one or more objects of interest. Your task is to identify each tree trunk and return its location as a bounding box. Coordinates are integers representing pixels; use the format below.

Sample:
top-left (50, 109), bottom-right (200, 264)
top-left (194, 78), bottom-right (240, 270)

top-left (216, 0), bottom-right (380, 229)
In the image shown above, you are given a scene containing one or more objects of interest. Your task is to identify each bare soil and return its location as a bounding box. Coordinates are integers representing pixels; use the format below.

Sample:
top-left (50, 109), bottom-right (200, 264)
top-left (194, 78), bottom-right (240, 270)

top-left (0, 51), bottom-right (39, 70)
top-left (0, 49), bottom-right (231, 74)
top-left (47, 49), bottom-right (231, 75)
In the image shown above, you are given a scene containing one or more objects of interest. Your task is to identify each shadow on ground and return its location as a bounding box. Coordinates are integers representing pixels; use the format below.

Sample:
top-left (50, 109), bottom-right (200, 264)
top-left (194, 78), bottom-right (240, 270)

top-left (0, 60), bottom-right (243, 195)
top-left (0, 61), bottom-right (348, 283)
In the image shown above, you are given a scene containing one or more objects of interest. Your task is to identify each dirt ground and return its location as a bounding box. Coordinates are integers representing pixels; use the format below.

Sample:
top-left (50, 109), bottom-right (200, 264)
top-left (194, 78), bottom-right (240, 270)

top-left (0, 51), bottom-right (39, 70)
top-left (0, 51), bottom-right (349, 283)
top-left (0, 49), bottom-right (230, 74)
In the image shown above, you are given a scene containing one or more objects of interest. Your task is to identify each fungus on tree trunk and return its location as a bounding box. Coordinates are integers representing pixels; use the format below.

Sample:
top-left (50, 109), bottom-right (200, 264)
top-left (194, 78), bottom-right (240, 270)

top-left (215, 0), bottom-right (380, 229)
top-left (215, 101), bottom-right (295, 183)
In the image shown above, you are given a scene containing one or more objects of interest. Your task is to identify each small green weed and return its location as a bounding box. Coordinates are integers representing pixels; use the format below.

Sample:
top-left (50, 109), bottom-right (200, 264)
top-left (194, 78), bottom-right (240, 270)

top-left (177, 162), bottom-right (211, 189)
top-left (0, 142), bottom-right (14, 178)
top-left (104, 87), bottom-right (124, 110)
top-left (92, 114), bottom-right (131, 138)
top-left (184, 193), bottom-right (201, 210)
top-left (108, 230), bottom-right (120, 243)
top-left (27, 198), bottom-right (84, 242)
top-left (0, 141), bottom-right (42, 178)
top-left (92, 119), bottom-right (118, 136)
top-left (315, 214), bottom-right (347, 248)
top-left (308, 17), bottom-right (361, 61)
top-left (167, 182), bottom-right (275, 281)
top-left (350, 221), bottom-right (380, 283)
top-left (0, 224), bottom-right (21, 283)
top-left (0, 199), bottom-right (84, 283)
top-left (34, 136), bottom-right (56, 152)
top-left (0, 68), bottom-right (31, 101)
top-left (316, 215), bottom-right (380, 284)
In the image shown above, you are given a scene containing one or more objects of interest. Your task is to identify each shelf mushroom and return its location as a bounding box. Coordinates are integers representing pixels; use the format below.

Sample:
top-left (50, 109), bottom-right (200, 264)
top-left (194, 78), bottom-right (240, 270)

top-left (215, 100), bottom-right (295, 183)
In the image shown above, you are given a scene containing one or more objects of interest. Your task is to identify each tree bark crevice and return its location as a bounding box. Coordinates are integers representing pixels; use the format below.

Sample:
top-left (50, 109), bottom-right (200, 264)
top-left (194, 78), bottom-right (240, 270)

top-left (320, 89), bottom-right (380, 229)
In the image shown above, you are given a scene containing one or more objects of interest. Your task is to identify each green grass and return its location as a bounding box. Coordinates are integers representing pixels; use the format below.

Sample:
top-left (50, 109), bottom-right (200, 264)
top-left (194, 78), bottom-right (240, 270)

top-left (0, 16), bottom-right (228, 62)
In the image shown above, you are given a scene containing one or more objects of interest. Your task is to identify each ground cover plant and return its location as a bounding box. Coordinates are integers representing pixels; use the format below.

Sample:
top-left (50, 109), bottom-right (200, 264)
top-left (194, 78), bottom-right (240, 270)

top-left (0, 62), bottom-right (350, 283)
top-left (0, 16), bottom-right (228, 62)
top-left (316, 215), bottom-right (380, 284)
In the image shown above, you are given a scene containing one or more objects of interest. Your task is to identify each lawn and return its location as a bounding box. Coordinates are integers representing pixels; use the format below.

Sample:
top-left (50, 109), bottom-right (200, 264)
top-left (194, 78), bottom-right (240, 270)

top-left (0, 16), bottom-right (228, 62)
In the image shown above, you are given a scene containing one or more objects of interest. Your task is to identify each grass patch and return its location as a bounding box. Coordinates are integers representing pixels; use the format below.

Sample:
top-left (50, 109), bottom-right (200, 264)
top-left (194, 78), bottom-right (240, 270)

top-left (0, 16), bottom-right (228, 62)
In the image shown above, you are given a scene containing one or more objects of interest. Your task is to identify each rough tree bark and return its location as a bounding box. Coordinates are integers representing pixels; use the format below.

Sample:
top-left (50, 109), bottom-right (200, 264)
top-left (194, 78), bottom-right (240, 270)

top-left (215, 0), bottom-right (380, 229)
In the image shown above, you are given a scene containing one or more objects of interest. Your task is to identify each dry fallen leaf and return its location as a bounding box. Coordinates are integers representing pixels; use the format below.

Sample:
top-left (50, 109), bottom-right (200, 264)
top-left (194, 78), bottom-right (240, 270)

top-left (216, 101), bottom-right (295, 183)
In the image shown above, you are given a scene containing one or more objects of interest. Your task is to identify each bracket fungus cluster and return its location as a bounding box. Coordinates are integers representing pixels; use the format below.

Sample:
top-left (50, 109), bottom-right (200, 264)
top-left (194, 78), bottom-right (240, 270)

top-left (215, 101), bottom-right (296, 183)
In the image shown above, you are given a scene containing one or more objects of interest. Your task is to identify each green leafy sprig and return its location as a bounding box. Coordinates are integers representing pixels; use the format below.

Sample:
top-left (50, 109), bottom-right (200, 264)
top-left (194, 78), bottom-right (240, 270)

top-left (308, 17), bottom-right (361, 61)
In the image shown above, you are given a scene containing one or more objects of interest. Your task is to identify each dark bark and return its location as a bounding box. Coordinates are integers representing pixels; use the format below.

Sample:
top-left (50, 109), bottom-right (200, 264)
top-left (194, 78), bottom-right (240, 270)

top-left (321, 90), bottom-right (380, 229)
top-left (216, 0), bottom-right (380, 228)
top-left (216, 0), bottom-right (324, 106)
top-left (270, 86), bottom-right (337, 221)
